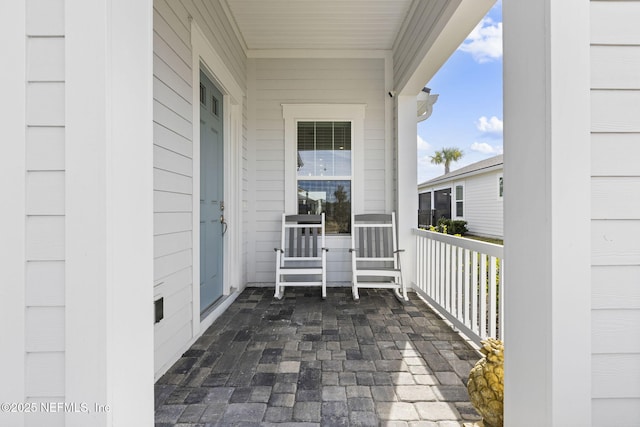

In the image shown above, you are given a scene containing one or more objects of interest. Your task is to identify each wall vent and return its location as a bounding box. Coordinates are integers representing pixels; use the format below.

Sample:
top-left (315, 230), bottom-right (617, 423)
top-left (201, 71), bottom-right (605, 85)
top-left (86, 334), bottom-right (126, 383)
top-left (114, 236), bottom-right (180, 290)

top-left (154, 297), bottom-right (164, 324)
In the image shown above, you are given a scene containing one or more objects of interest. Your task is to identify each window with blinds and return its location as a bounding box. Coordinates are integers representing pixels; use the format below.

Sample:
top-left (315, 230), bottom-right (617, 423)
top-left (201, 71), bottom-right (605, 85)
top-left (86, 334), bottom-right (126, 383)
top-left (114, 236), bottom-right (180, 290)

top-left (296, 121), bottom-right (352, 234)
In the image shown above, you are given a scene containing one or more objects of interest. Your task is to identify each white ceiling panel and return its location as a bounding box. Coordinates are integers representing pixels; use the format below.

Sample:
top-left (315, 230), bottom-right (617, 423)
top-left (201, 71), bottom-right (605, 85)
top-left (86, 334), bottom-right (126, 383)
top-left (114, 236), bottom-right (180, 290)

top-left (223, 0), bottom-right (414, 50)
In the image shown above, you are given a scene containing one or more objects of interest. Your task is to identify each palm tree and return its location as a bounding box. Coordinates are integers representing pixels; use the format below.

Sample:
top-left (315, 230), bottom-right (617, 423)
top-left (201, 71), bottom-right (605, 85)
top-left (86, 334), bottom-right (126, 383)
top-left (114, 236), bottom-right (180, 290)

top-left (430, 147), bottom-right (464, 174)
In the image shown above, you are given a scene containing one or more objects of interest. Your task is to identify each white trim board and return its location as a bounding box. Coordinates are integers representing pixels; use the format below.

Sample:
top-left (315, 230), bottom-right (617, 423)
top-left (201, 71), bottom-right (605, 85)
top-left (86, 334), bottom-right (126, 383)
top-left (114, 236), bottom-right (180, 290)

top-left (248, 49), bottom-right (392, 59)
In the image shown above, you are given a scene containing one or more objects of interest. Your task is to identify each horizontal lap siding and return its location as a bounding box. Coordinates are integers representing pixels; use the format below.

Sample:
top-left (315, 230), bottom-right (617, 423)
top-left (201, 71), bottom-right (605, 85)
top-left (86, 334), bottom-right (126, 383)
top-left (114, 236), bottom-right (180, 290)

top-left (249, 58), bottom-right (386, 284)
top-left (24, 0), bottom-right (66, 419)
top-left (462, 172), bottom-right (503, 238)
top-left (591, 2), bottom-right (640, 423)
top-left (153, 0), bottom-right (246, 377)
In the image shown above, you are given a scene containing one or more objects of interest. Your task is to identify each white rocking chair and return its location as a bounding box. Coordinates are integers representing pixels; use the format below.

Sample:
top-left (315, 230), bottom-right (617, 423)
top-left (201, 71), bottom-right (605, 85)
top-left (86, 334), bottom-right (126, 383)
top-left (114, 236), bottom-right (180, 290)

top-left (274, 213), bottom-right (328, 299)
top-left (350, 212), bottom-right (408, 301)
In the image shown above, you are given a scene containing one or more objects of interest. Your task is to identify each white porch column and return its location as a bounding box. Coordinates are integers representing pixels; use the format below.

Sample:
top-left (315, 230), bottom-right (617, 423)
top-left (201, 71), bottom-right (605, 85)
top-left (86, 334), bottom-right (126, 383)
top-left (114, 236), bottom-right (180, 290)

top-left (0, 2), bottom-right (26, 426)
top-left (503, 1), bottom-right (591, 426)
top-left (66, 1), bottom-right (154, 426)
top-left (396, 95), bottom-right (418, 289)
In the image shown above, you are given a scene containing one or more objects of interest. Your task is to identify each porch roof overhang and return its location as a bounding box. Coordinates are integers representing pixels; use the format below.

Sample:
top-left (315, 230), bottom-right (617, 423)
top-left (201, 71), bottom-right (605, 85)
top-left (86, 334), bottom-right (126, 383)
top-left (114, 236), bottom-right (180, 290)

top-left (223, 0), bottom-right (414, 51)
top-left (222, 0), bottom-right (495, 95)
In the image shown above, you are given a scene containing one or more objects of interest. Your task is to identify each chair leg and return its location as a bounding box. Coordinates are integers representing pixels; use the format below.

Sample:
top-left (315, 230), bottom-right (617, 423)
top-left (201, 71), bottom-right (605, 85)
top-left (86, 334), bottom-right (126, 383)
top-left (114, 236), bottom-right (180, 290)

top-left (393, 277), bottom-right (409, 302)
top-left (393, 287), bottom-right (407, 302)
top-left (400, 276), bottom-right (408, 301)
top-left (274, 280), bottom-right (283, 300)
top-left (352, 284), bottom-right (360, 301)
top-left (401, 283), bottom-right (408, 301)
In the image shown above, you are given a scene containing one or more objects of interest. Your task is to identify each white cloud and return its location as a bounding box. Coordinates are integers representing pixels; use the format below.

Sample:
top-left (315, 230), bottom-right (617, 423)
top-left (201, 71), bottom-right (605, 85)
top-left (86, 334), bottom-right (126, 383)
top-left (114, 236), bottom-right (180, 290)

top-left (476, 116), bottom-right (503, 134)
top-left (458, 17), bottom-right (502, 63)
top-left (470, 142), bottom-right (503, 155)
top-left (417, 135), bottom-right (431, 151)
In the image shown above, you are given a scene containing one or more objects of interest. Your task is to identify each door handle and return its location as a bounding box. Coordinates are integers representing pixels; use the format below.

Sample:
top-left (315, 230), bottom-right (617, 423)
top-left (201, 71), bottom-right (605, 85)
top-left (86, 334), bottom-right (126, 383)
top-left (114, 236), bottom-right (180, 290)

top-left (220, 215), bottom-right (228, 236)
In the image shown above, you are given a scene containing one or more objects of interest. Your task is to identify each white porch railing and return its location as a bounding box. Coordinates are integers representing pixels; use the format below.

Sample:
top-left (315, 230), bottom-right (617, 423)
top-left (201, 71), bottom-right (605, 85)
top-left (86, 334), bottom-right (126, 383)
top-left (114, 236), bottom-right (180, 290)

top-left (413, 229), bottom-right (504, 346)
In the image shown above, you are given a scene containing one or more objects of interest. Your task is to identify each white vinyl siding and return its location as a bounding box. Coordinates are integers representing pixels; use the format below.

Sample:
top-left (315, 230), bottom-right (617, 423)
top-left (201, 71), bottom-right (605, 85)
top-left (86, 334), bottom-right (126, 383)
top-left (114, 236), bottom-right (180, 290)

top-left (22, 0), bottom-right (66, 421)
top-left (153, 0), bottom-right (246, 378)
top-left (590, 1), bottom-right (640, 424)
top-left (464, 172), bottom-right (503, 238)
top-left (248, 58), bottom-right (387, 284)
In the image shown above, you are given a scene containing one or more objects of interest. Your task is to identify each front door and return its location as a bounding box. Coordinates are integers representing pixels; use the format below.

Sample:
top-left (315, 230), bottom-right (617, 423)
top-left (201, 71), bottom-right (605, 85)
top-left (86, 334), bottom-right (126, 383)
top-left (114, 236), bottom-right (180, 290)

top-left (200, 69), bottom-right (224, 312)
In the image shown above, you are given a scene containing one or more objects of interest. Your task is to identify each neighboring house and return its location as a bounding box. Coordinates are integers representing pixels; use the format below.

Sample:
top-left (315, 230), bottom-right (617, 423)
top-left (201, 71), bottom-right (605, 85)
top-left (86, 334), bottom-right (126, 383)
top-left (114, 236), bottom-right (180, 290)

top-left (418, 154), bottom-right (503, 238)
top-left (1, 1), bottom-right (638, 426)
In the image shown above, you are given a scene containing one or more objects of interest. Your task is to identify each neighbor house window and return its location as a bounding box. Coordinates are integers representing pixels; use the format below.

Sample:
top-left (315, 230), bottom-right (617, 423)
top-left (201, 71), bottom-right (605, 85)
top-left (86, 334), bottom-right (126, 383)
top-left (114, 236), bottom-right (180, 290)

top-left (297, 121), bottom-right (352, 234)
top-left (498, 175), bottom-right (504, 199)
top-left (455, 184), bottom-right (464, 217)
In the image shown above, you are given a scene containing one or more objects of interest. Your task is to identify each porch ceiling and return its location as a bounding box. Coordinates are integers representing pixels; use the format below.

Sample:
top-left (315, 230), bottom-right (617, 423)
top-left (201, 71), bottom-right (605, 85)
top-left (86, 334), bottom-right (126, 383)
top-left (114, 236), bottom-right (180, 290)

top-left (223, 0), bottom-right (414, 51)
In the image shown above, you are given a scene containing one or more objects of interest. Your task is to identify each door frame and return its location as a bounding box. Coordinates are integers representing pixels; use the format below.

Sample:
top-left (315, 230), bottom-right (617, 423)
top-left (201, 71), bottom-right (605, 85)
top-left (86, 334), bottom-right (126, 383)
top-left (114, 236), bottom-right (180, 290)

top-left (191, 21), bottom-right (244, 336)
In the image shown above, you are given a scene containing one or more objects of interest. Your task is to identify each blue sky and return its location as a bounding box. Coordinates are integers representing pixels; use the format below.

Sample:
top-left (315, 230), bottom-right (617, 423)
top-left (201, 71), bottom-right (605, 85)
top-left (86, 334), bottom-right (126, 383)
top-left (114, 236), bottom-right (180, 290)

top-left (417, 1), bottom-right (503, 183)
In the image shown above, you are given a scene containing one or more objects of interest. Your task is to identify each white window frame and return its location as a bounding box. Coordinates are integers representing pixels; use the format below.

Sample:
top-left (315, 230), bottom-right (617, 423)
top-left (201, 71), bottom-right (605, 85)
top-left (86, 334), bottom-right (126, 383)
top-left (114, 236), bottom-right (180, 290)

top-left (283, 104), bottom-right (366, 234)
top-left (454, 182), bottom-right (465, 219)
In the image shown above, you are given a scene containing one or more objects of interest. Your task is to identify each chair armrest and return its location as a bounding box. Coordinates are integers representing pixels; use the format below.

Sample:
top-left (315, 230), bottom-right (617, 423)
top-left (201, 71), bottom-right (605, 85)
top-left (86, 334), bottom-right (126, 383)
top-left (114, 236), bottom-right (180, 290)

top-left (322, 247), bottom-right (329, 252)
top-left (348, 248), bottom-right (356, 253)
top-left (274, 248), bottom-right (284, 253)
top-left (393, 249), bottom-right (405, 254)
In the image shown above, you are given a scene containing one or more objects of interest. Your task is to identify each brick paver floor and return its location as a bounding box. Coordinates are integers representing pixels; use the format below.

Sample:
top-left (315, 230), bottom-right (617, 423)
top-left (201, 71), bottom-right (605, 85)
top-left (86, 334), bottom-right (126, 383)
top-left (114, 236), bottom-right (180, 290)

top-left (155, 287), bottom-right (482, 426)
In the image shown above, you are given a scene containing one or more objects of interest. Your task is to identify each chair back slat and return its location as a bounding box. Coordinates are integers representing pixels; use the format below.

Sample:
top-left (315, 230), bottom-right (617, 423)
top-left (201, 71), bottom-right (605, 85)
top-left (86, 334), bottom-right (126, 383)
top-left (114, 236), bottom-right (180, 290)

top-left (297, 227), bottom-right (303, 257)
top-left (312, 226), bottom-right (318, 257)
top-left (288, 225), bottom-right (295, 257)
top-left (382, 225), bottom-right (389, 257)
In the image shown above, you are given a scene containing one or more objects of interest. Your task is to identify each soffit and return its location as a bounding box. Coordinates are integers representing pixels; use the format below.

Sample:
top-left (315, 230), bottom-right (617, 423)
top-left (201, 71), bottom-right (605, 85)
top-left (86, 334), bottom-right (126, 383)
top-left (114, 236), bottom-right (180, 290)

top-left (223, 0), bottom-right (414, 51)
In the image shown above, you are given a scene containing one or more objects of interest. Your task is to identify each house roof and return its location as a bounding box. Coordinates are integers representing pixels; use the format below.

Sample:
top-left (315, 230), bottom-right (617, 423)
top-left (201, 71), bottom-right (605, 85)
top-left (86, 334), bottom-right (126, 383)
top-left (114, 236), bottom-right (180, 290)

top-left (224, 0), bottom-right (415, 51)
top-left (418, 154), bottom-right (503, 188)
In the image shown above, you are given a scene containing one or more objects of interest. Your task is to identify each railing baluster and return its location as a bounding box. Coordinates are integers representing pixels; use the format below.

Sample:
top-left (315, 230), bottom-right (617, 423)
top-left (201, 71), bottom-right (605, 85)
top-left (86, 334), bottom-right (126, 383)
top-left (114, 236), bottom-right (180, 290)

top-left (431, 240), bottom-right (436, 301)
top-left (446, 245), bottom-right (456, 315)
top-left (464, 248), bottom-right (471, 328)
top-left (416, 235), bottom-right (422, 291)
top-left (445, 243), bottom-right (450, 311)
top-left (489, 256), bottom-right (498, 338)
top-left (456, 246), bottom-right (463, 319)
top-left (471, 251), bottom-right (479, 336)
top-left (480, 253), bottom-right (487, 339)
top-left (499, 259), bottom-right (505, 341)
top-left (438, 241), bottom-right (444, 305)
